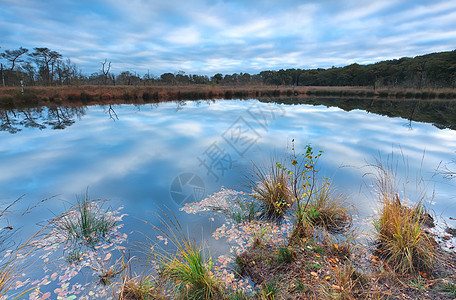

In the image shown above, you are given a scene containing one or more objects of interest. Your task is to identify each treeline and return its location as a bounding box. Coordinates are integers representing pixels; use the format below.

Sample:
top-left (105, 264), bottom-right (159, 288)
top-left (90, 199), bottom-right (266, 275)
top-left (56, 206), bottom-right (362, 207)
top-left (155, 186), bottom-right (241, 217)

top-left (1, 46), bottom-right (455, 89)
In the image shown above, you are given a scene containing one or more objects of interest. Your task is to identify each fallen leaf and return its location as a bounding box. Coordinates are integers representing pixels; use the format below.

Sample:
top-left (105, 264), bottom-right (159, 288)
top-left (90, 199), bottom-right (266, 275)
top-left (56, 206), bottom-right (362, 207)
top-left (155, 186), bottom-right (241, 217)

top-left (104, 253), bottom-right (111, 261)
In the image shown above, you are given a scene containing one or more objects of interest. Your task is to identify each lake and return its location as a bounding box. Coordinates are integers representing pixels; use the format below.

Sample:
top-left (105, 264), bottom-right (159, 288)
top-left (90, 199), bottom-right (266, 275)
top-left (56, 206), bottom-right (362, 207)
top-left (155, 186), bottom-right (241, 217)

top-left (0, 98), bottom-right (455, 298)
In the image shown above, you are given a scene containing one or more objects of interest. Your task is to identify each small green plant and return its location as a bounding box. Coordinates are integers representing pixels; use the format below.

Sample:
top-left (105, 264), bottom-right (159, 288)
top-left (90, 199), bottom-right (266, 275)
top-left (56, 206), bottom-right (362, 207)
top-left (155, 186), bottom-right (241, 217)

top-left (66, 247), bottom-right (83, 263)
top-left (229, 197), bottom-right (257, 223)
top-left (293, 279), bottom-right (308, 292)
top-left (304, 262), bottom-right (322, 271)
top-left (278, 141), bottom-right (324, 244)
top-left (304, 262), bottom-right (323, 271)
top-left (441, 282), bottom-right (456, 297)
top-left (306, 207), bottom-right (320, 221)
top-left (277, 247), bottom-right (294, 264)
top-left (408, 274), bottom-right (426, 291)
top-left (57, 191), bottom-right (117, 247)
top-left (260, 281), bottom-right (279, 299)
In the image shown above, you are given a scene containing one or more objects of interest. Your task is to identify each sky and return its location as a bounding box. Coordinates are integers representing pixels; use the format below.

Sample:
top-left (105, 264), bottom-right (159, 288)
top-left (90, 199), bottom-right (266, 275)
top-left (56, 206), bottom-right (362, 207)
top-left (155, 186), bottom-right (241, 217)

top-left (0, 0), bottom-right (455, 77)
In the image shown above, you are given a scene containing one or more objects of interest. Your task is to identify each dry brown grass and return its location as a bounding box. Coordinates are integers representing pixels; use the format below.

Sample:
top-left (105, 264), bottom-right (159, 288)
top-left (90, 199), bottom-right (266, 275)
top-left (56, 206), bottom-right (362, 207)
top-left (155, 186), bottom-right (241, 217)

top-left (247, 159), bottom-right (294, 220)
top-left (1, 85), bottom-right (455, 109)
top-left (305, 182), bottom-right (353, 233)
top-left (371, 156), bottom-right (437, 275)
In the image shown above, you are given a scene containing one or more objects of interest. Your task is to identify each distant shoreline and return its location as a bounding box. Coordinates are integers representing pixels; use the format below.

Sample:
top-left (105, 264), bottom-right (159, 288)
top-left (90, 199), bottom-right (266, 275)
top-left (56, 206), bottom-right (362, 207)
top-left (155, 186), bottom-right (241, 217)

top-left (1, 85), bottom-right (456, 108)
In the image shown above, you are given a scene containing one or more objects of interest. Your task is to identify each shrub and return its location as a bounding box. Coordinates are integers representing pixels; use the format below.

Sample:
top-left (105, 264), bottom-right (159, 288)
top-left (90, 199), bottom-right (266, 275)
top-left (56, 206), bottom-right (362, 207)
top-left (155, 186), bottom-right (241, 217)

top-left (281, 143), bottom-right (324, 244)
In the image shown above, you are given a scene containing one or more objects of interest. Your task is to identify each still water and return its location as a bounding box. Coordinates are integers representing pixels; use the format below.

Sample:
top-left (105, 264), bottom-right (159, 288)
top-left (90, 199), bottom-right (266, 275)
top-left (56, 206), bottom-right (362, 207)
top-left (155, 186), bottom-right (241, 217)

top-left (0, 98), bottom-right (455, 297)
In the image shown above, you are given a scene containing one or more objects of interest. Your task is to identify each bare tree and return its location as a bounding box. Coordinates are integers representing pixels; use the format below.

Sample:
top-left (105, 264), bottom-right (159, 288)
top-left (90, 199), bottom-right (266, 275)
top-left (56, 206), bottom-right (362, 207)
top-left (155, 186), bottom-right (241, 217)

top-left (101, 59), bottom-right (111, 85)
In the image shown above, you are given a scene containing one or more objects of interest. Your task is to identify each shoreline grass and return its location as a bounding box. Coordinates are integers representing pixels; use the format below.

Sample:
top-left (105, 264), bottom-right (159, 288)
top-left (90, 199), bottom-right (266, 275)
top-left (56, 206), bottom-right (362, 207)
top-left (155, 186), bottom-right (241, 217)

top-left (1, 85), bottom-right (456, 110)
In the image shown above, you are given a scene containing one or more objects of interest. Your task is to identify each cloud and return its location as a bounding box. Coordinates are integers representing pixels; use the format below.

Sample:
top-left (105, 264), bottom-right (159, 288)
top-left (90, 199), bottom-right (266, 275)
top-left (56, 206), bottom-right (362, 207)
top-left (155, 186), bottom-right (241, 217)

top-left (0, 0), bottom-right (455, 75)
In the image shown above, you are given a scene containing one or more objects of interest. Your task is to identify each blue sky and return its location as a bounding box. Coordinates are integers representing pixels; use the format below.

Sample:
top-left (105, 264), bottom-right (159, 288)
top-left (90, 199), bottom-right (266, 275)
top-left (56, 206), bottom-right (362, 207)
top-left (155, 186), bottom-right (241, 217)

top-left (1, 0), bottom-right (455, 76)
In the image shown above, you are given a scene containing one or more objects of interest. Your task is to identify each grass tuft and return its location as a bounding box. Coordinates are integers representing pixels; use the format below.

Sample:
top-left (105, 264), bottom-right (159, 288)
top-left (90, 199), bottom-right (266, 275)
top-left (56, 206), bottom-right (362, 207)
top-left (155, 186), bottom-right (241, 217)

top-left (118, 276), bottom-right (163, 300)
top-left (277, 247), bottom-right (294, 264)
top-left (247, 159), bottom-right (294, 220)
top-left (322, 262), bottom-right (367, 300)
top-left (156, 214), bottom-right (226, 300)
top-left (305, 182), bottom-right (352, 233)
top-left (56, 191), bottom-right (116, 247)
top-left (372, 158), bottom-right (436, 275)
top-left (374, 195), bottom-right (436, 274)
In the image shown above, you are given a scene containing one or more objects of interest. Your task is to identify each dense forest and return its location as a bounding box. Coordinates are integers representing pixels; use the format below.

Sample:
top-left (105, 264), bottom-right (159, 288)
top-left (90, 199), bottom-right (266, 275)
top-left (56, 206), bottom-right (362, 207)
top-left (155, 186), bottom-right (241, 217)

top-left (1, 47), bottom-right (455, 89)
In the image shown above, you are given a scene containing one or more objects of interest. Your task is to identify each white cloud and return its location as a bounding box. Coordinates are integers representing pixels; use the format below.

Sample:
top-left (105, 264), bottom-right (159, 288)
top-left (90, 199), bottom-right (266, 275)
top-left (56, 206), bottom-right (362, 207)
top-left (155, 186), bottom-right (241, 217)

top-left (0, 0), bottom-right (455, 75)
top-left (163, 27), bottom-right (202, 46)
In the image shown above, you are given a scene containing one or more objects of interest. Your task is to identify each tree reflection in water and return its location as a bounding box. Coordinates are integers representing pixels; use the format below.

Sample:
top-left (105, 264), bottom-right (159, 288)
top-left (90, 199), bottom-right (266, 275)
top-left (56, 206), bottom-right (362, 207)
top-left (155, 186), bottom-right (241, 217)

top-left (0, 105), bottom-right (87, 133)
